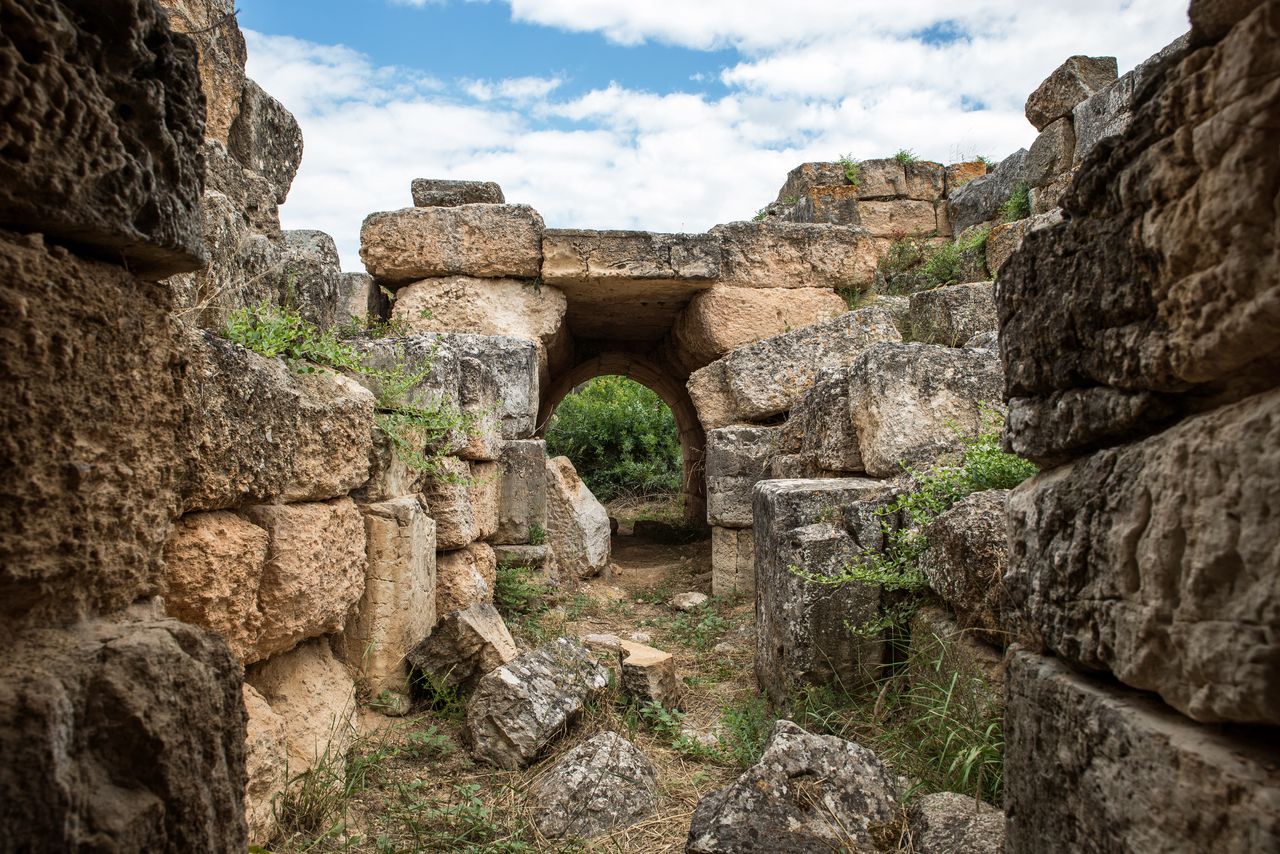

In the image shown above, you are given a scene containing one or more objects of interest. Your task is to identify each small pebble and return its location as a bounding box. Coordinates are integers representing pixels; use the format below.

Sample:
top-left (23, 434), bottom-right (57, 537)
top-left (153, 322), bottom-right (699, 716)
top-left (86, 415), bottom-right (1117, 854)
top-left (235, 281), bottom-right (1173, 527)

top-left (629, 631), bottom-right (653, 644)
top-left (670, 592), bottom-right (709, 611)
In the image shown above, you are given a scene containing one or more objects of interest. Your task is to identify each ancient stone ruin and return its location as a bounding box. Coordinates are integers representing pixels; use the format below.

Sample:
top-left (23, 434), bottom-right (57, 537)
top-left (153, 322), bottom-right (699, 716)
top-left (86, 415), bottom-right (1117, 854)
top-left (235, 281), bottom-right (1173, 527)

top-left (1, 0), bottom-right (1277, 851)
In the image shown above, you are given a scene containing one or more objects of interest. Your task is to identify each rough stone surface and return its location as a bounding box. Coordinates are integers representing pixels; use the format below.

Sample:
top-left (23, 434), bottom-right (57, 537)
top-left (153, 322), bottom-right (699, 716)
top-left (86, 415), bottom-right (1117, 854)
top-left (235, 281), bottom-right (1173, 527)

top-left (909, 792), bottom-right (1006, 854)
top-left (0, 0), bottom-right (206, 277)
top-left (337, 272), bottom-right (382, 326)
top-left (360, 205), bottom-right (545, 282)
top-left (158, 0), bottom-right (246, 146)
top-left (456, 357), bottom-right (503, 461)
top-left (1006, 389), bottom-right (1280, 724)
top-left (711, 221), bottom-right (884, 290)
top-left (465, 638), bottom-right (610, 769)
top-left (1029, 171), bottom-right (1075, 217)
top-left (199, 137), bottom-right (280, 237)
top-left (0, 233), bottom-right (188, 626)
top-left (946, 149), bottom-right (1029, 237)
top-left (706, 426), bottom-right (780, 527)
top-left (280, 229), bottom-right (343, 331)
top-left (469, 461), bottom-right (501, 540)
top-left (338, 497), bottom-right (437, 708)
top-left (435, 333), bottom-right (540, 439)
top-left (985, 209), bottom-right (1063, 278)
top-left (945, 161), bottom-right (989, 193)
top-left (1025, 118), bottom-right (1077, 188)
top-left (907, 282), bottom-right (998, 347)
top-left (545, 456), bottom-right (611, 578)
top-left (348, 336), bottom-right (467, 456)
top-left (673, 286), bottom-right (847, 371)
top-left (420, 456), bottom-right (478, 549)
top-left (436, 542), bottom-right (498, 615)
top-left (493, 440), bottom-right (549, 545)
top-left (754, 479), bottom-right (900, 705)
top-left (242, 683), bottom-right (288, 844)
top-left (779, 366), bottom-right (862, 474)
top-left (855, 199), bottom-right (941, 238)
top-left (228, 78), bottom-right (303, 205)
top-left (919, 490), bottom-right (1011, 645)
top-left (245, 498), bottom-right (367, 662)
top-left (407, 602), bottom-right (518, 693)
top-left (1004, 650), bottom-right (1280, 853)
top-left (712, 526), bottom-right (756, 597)
top-left (1025, 55), bottom-right (1119, 130)
top-left (0, 610), bottom-right (248, 852)
top-left (532, 732), bottom-right (659, 839)
top-left (491, 543), bottom-right (548, 569)
top-left (411, 178), bottom-right (505, 207)
top-left (671, 592), bottom-right (710, 612)
top-left (1190, 0), bottom-right (1261, 43)
top-left (688, 307), bottom-right (902, 429)
top-left (847, 343), bottom-right (1005, 478)
top-left (246, 638), bottom-right (358, 773)
top-left (687, 720), bottom-right (900, 853)
top-left (619, 641), bottom-right (684, 710)
top-left (183, 331), bottom-right (375, 511)
top-left (162, 511), bottom-right (269, 662)
top-left (1000, 18), bottom-right (1275, 460)
top-left (355, 426), bottom-right (431, 504)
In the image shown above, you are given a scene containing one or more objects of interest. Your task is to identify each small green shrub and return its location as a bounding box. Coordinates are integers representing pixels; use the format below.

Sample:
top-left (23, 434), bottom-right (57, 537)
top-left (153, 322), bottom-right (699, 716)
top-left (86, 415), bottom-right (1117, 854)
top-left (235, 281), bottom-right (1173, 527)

top-left (717, 696), bottom-right (773, 767)
top-left (224, 301), bottom-right (362, 374)
top-left (999, 181), bottom-right (1031, 222)
top-left (493, 562), bottom-right (546, 621)
top-left (752, 207), bottom-right (768, 222)
top-left (527, 522), bottom-right (546, 546)
top-left (975, 154), bottom-right (996, 169)
top-left (669, 606), bottom-right (730, 651)
top-left (838, 153), bottom-right (862, 186)
top-left (894, 148), bottom-right (918, 165)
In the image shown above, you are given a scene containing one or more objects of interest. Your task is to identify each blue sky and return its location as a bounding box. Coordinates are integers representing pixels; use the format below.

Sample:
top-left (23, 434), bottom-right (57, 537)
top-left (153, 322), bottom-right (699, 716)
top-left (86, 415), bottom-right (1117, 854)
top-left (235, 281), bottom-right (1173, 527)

top-left (238, 0), bottom-right (1191, 270)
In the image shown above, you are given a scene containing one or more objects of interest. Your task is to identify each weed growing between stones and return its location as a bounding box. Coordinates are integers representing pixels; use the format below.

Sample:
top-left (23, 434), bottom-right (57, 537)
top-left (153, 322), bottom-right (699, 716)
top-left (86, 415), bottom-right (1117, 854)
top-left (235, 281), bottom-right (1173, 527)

top-left (999, 181), bottom-right (1031, 222)
top-left (894, 148), bottom-right (919, 165)
top-left (223, 300), bottom-right (363, 373)
top-left (872, 227), bottom-right (992, 297)
top-left (527, 522), bottom-right (546, 547)
top-left (838, 153), bottom-right (863, 186)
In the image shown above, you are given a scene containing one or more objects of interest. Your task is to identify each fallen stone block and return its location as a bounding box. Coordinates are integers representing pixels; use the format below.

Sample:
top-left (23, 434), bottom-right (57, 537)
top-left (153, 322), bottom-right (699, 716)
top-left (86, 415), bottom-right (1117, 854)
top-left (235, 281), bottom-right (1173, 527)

top-left (620, 641), bottom-right (683, 710)
top-left (531, 732), bottom-right (658, 839)
top-left (780, 365), bottom-right (863, 473)
top-left (360, 205), bottom-right (544, 282)
top-left (545, 456), bottom-right (611, 578)
top-left (672, 286), bottom-right (847, 372)
top-left (228, 78), bottom-right (304, 205)
top-left (711, 221), bottom-right (884, 290)
top-left (918, 490), bottom-right (1011, 645)
top-left (711, 526), bottom-right (755, 597)
top-left (1024, 55), bottom-right (1118, 130)
top-left (336, 272), bottom-right (382, 326)
top-left (686, 720), bottom-right (900, 853)
top-left (847, 343), bottom-right (1004, 478)
top-left (407, 602), bottom-right (518, 693)
top-left (706, 426), bottom-right (780, 527)
top-left (436, 542), bottom-right (497, 615)
top-left (907, 282), bottom-right (998, 347)
top-left (492, 440), bottom-right (549, 545)
top-left (411, 178), bottom-right (505, 207)
top-left (909, 792), bottom-right (1005, 854)
top-left (671, 592), bottom-right (709, 611)
top-left (1004, 650), bottom-right (1280, 853)
top-left (465, 638), bottom-right (610, 769)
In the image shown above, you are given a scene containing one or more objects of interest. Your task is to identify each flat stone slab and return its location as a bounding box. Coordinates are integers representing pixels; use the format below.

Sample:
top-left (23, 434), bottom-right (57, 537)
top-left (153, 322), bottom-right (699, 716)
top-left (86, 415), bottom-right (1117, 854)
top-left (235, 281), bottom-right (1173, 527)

top-left (411, 178), bottom-right (504, 207)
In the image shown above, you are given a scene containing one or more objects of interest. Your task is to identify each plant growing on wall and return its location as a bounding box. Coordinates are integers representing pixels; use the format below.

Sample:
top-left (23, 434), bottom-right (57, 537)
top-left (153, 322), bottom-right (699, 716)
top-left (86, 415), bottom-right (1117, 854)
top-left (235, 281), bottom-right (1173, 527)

top-left (838, 153), bottom-right (862, 186)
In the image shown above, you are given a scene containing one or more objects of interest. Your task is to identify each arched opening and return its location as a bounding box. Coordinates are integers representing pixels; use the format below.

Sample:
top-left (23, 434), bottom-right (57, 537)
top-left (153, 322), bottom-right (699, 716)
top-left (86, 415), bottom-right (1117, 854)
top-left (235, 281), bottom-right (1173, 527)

top-left (537, 352), bottom-right (707, 526)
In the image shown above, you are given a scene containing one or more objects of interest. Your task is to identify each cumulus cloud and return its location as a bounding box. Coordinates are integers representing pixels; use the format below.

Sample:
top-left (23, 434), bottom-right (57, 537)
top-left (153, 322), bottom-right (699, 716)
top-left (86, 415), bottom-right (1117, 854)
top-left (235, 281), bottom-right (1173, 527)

top-left (246, 0), bottom-right (1188, 271)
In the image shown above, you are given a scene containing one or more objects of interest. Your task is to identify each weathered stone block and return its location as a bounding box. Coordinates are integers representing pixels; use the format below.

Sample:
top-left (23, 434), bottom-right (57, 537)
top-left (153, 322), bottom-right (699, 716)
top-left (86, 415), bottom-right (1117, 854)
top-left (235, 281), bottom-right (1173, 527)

top-left (0, 610), bottom-right (248, 851)
top-left (491, 543), bottom-right (548, 569)
top-left (706, 426), bottom-right (780, 528)
top-left (779, 366), bottom-right (863, 473)
top-left (242, 683), bottom-right (287, 845)
top-left (1025, 118), bottom-right (1077, 188)
top-left (469, 461), bottom-right (501, 540)
top-left (754, 479), bottom-right (899, 706)
top-left (421, 456), bottom-right (479, 550)
top-left (492, 440), bottom-right (549, 545)
top-left (411, 178), bottom-right (505, 207)
top-left (1004, 650), bottom-right (1280, 853)
top-left (360, 205), bottom-right (544, 282)
top-left (919, 490), bottom-right (1011, 644)
top-left (279, 229), bottom-right (343, 331)
top-left (712, 526), bottom-right (755, 597)
top-left (909, 792), bottom-right (1005, 854)
top-left (354, 426), bottom-right (430, 504)
top-left (672, 286), bottom-right (847, 372)
top-left (434, 333), bottom-right (540, 439)
top-left (908, 606), bottom-right (1005, 715)
top-left (619, 640), bottom-right (683, 710)
top-left (847, 343), bottom-right (1005, 478)
top-left (407, 602), bottom-right (518, 693)
top-left (687, 307), bottom-right (902, 429)
top-left (711, 221), bottom-right (884, 290)
top-left (158, 0), bottom-right (247, 146)
top-left (457, 357), bottom-right (503, 461)
top-left (542, 228), bottom-right (720, 282)
top-left (856, 199), bottom-right (940, 238)
top-left (946, 148), bottom-right (1028, 237)
top-left (545, 456), bottom-right (611, 578)
top-left (436, 542), bottom-right (497, 615)
top-left (202, 137), bottom-right (280, 237)
top-left (337, 272), bottom-right (381, 326)
top-left (338, 496), bottom-right (437, 709)
top-left (1006, 389), bottom-right (1280, 724)
top-left (1025, 55), bottom-right (1119, 130)
top-left (0, 0), bottom-right (206, 277)
top-left (944, 160), bottom-right (988, 193)
top-left (531, 732), bottom-right (658, 840)
top-left (228, 78), bottom-right (303, 205)
top-left (907, 282), bottom-right (998, 348)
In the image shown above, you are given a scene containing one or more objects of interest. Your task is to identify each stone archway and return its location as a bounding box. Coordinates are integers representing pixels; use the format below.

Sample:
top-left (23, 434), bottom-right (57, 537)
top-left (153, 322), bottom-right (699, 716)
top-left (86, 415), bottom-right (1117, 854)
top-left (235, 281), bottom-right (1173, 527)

top-left (537, 351), bottom-right (707, 526)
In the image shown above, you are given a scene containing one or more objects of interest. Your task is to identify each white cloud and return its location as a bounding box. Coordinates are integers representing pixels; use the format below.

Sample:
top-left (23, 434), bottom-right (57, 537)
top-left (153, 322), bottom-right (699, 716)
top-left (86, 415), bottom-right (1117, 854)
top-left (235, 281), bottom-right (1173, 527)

top-left (244, 0), bottom-right (1189, 271)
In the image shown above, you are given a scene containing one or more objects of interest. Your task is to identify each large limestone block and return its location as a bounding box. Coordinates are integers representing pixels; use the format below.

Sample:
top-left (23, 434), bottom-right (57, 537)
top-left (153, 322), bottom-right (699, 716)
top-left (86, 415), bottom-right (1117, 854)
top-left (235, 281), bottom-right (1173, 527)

top-left (456, 356), bottom-right (503, 461)
top-left (469, 461), bottom-right (501, 540)
top-left (855, 199), bottom-right (940, 238)
top-left (228, 78), bottom-right (304, 205)
top-left (1024, 118), bottom-right (1077, 189)
top-left (162, 511), bottom-right (269, 661)
top-left (347, 335), bottom-right (468, 456)
top-left (183, 331), bottom-right (375, 511)
top-left (531, 732), bottom-right (659, 839)
top-left (780, 366), bottom-right (863, 474)
top-left (705, 426), bottom-right (780, 528)
top-left (433, 333), bottom-right (540, 439)
top-left (919, 490), bottom-right (1011, 645)
top-left (1000, 19), bottom-right (1272, 459)
top-left (672, 285), bottom-right (847, 371)
top-left (421, 456), bottom-right (477, 549)
top-left (907, 282), bottom-right (998, 347)
top-left (246, 638), bottom-right (359, 773)
top-left (1004, 651), bottom-right (1280, 853)
top-left (712, 526), bottom-right (755, 597)
top-left (355, 426), bottom-right (430, 504)
top-left (1006, 389), bottom-right (1280, 724)
top-left (245, 498), bottom-right (367, 661)
top-left (436, 542), bottom-right (498, 615)
top-left (158, 0), bottom-right (248, 146)
top-left (406, 602), bottom-right (518, 693)
top-left (493, 440), bottom-right (549, 545)
top-left (946, 148), bottom-right (1029, 237)
top-left (687, 720), bottom-right (900, 853)
top-left (337, 272), bottom-right (381, 326)
top-left (411, 178), bottom-right (504, 207)
top-left (754, 479), bottom-right (898, 706)
top-left (1024, 55), bottom-right (1118, 130)
top-left (360, 205), bottom-right (544, 282)
top-left (775, 159), bottom-right (944, 208)
top-left (542, 228), bottom-right (720, 282)
top-left (710, 221), bottom-right (884, 290)
top-left (0, 233), bottom-right (187, 625)
top-left (465, 638), bottom-right (610, 769)
top-left (0, 610), bottom-right (248, 852)
top-left (202, 137), bottom-right (280, 238)
top-left (280, 230), bottom-right (343, 331)
top-left (338, 497), bottom-right (437, 708)
top-left (545, 456), bottom-right (611, 578)
top-left (847, 343), bottom-right (1004, 478)
top-left (687, 307), bottom-right (902, 429)
top-left (0, 0), bottom-right (205, 277)
top-left (242, 684), bottom-right (288, 844)
top-left (909, 793), bottom-right (1005, 854)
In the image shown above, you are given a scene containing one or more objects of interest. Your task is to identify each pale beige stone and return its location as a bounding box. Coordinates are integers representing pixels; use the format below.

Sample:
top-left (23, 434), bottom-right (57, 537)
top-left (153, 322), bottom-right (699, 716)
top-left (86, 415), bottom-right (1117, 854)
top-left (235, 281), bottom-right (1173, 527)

top-left (338, 497), bottom-right (437, 710)
top-left (470, 461), bottom-right (501, 542)
top-left (545, 457), bottom-right (611, 578)
top-left (856, 200), bottom-right (939, 238)
top-left (673, 286), bottom-right (847, 371)
top-left (711, 526), bottom-right (755, 597)
top-left (436, 542), bottom-right (497, 615)
top-left (246, 638), bottom-right (359, 773)
top-left (359, 205), bottom-right (544, 281)
top-left (242, 683), bottom-right (288, 844)
top-left (711, 222), bottom-right (885, 290)
top-left (162, 511), bottom-right (267, 661)
top-left (619, 641), bottom-right (683, 710)
top-left (420, 456), bottom-right (477, 549)
top-left (245, 498), bottom-right (367, 661)
top-left (157, 0), bottom-right (247, 146)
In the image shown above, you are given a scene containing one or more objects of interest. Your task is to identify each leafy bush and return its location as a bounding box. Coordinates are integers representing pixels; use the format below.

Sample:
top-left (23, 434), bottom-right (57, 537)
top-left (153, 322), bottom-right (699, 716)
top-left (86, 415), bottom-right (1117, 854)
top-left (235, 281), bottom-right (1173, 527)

top-left (838, 153), bottom-right (862, 186)
top-left (1000, 181), bottom-right (1031, 222)
top-left (545, 376), bottom-right (682, 501)
top-left (874, 226), bottom-right (991, 296)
